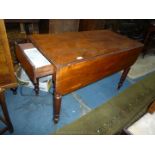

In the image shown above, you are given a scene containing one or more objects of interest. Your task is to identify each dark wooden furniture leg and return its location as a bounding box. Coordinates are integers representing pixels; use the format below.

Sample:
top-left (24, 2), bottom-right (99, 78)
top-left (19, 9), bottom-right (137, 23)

top-left (0, 90), bottom-right (14, 134)
top-left (34, 78), bottom-right (39, 95)
top-left (53, 92), bottom-right (62, 124)
top-left (142, 31), bottom-right (151, 57)
top-left (142, 23), bottom-right (155, 57)
top-left (117, 67), bottom-right (131, 90)
top-left (10, 87), bottom-right (18, 95)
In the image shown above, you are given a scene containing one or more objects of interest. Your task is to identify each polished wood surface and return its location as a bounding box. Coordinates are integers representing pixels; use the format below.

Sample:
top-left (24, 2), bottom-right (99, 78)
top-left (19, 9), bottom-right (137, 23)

top-left (55, 48), bottom-right (141, 95)
top-left (30, 30), bottom-right (142, 66)
top-left (0, 20), bottom-right (17, 89)
top-left (0, 19), bottom-right (17, 133)
top-left (29, 30), bottom-right (143, 123)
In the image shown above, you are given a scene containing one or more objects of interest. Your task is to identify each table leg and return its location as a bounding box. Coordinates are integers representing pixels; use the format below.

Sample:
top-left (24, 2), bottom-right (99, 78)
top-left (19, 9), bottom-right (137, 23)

top-left (117, 67), bottom-right (130, 90)
top-left (0, 91), bottom-right (14, 133)
top-left (142, 31), bottom-right (151, 57)
top-left (53, 92), bottom-right (62, 124)
top-left (10, 87), bottom-right (18, 95)
top-left (20, 23), bottom-right (26, 33)
top-left (34, 78), bottom-right (39, 96)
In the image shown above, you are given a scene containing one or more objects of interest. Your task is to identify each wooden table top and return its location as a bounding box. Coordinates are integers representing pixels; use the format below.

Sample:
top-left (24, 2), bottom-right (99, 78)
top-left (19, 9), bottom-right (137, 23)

top-left (29, 30), bottom-right (143, 67)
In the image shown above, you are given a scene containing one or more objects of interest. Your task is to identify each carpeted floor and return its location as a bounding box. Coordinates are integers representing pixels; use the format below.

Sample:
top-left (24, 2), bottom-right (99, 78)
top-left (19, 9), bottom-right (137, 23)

top-left (0, 72), bottom-right (131, 135)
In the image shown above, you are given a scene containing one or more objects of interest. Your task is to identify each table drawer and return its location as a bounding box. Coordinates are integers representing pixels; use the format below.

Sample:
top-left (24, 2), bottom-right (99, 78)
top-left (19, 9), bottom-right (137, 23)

top-left (15, 43), bottom-right (54, 83)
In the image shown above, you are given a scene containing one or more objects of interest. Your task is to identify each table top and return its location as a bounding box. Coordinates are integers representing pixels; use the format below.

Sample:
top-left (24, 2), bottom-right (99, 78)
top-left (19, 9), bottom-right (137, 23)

top-left (29, 30), bottom-right (143, 67)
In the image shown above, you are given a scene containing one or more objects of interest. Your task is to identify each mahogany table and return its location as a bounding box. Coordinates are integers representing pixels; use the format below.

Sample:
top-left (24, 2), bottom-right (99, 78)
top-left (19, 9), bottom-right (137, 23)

top-left (29, 30), bottom-right (143, 123)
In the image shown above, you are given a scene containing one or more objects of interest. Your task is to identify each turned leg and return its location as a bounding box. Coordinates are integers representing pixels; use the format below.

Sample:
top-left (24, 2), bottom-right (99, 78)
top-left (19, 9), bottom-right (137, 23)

top-left (34, 78), bottom-right (39, 96)
top-left (10, 87), bottom-right (18, 95)
top-left (53, 92), bottom-right (62, 124)
top-left (0, 91), bottom-right (14, 133)
top-left (117, 67), bottom-right (130, 90)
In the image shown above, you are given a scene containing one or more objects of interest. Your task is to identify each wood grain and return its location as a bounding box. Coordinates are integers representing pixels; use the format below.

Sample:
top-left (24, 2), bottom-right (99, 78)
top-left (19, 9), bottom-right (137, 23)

top-left (55, 47), bottom-right (142, 95)
top-left (0, 19), bottom-right (17, 89)
top-left (30, 30), bottom-right (143, 67)
top-left (0, 19), bottom-right (16, 134)
top-left (29, 30), bottom-right (144, 122)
